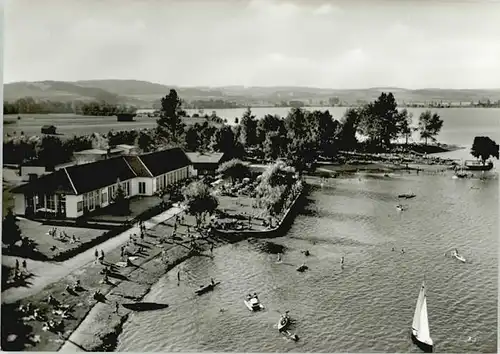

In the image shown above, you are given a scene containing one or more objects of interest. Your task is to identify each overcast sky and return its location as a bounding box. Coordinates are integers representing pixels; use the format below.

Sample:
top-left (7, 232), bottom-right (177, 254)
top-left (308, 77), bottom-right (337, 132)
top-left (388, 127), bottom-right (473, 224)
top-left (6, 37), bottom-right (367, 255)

top-left (3, 0), bottom-right (500, 89)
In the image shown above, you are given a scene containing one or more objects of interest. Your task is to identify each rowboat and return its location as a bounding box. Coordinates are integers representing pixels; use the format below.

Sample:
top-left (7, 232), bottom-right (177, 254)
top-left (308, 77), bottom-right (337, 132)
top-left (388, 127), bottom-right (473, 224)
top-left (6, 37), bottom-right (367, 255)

top-left (411, 281), bottom-right (434, 353)
top-left (277, 314), bottom-right (290, 331)
top-left (195, 281), bottom-right (220, 296)
top-left (296, 264), bottom-right (308, 272)
top-left (464, 160), bottom-right (493, 171)
top-left (244, 295), bottom-right (264, 311)
top-left (122, 302), bottom-right (169, 311)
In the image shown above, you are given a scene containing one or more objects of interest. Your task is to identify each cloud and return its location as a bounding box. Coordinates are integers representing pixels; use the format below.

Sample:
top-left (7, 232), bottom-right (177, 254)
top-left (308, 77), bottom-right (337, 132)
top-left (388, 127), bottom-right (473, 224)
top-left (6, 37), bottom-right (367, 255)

top-left (313, 3), bottom-right (341, 15)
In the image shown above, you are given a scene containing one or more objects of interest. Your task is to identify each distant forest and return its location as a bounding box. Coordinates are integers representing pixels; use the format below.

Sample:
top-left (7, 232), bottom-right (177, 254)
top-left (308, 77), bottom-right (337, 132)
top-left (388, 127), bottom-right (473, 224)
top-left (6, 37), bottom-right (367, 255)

top-left (3, 97), bottom-right (136, 116)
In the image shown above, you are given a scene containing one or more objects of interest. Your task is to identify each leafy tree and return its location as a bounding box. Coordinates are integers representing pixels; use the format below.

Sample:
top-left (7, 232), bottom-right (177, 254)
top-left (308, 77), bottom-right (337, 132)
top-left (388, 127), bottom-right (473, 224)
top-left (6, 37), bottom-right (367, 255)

top-left (184, 125), bottom-right (201, 152)
top-left (211, 125), bottom-right (236, 154)
top-left (137, 131), bottom-right (156, 152)
top-left (112, 184), bottom-right (130, 216)
top-left (309, 110), bottom-right (340, 157)
top-left (256, 114), bottom-right (285, 145)
top-left (358, 92), bottom-right (405, 148)
top-left (182, 181), bottom-right (219, 227)
top-left (337, 108), bottom-right (361, 151)
top-left (156, 89), bottom-right (186, 144)
top-left (471, 136), bottom-right (499, 164)
top-left (397, 109), bottom-right (414, 145)
top-left (239, 108), bottom-right (257, 147)
top-left (37, 136), bottom-right (67, 169)
top-left (2, 209), bottom-right (22, 248)
top-left (418, 110), bottom-right (444, 145)
top-left (217, 159), bottom-right (250, 184)
top-left (263, 131), bottom-right (284, 160)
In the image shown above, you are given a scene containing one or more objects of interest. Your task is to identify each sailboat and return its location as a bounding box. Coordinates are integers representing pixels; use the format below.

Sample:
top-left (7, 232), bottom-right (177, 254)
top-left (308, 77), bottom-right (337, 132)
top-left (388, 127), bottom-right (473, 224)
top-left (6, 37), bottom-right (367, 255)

top-left (411, 281), bottom-right (434, 353)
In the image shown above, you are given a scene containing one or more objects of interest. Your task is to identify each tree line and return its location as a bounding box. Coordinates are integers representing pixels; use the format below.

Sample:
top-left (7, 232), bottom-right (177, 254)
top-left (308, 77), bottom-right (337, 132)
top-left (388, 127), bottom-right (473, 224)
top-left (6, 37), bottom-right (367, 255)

top-left (3, 90), bottom-right (449, 170)
top-left (3, 97), bottom-right (136, 116)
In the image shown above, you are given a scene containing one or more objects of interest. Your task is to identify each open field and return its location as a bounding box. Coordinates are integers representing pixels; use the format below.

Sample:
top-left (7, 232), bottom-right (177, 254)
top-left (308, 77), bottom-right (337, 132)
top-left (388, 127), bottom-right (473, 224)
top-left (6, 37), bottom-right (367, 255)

top-left (3, 114), bottom-right (212, 138)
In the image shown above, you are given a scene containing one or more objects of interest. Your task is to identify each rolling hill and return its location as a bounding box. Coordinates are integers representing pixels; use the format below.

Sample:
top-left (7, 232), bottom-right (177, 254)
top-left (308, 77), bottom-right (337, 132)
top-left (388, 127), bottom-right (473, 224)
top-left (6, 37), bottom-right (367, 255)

top-left (4, 80), bottom-right (500, 108)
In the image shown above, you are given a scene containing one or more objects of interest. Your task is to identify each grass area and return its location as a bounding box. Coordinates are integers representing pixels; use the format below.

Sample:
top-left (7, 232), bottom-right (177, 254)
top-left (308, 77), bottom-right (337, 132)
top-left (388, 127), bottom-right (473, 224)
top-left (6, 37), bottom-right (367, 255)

top-left (18, 219), bottom-right (108, 259)
top-left (3, 114), bottom-right (220, 139)
top-left (1, 209), bottom-right (220, 352)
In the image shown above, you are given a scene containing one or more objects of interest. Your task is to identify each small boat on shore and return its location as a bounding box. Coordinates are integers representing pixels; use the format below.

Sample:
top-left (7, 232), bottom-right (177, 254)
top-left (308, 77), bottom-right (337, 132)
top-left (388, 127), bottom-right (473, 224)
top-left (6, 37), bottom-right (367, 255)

top-left (296, 264), bottom-right (308, 272)
top-left (464, 160), bottom-right (493, 171)
top-left (195, 281), bottom-right (221, 296)
top-left (122, 302), bottom-right (169, 312)
top-left (244, 294), bottom-right (264, 311)
top-left (411, 281), bottom-right (434, 353)
top-left (277, 313), bottom-right (291, 331)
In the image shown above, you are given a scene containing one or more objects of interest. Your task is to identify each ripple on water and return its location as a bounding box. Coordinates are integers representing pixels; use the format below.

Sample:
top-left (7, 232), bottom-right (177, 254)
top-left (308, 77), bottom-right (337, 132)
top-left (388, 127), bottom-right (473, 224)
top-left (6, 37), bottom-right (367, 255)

top-left (117, 174), bottom-right (497, 353)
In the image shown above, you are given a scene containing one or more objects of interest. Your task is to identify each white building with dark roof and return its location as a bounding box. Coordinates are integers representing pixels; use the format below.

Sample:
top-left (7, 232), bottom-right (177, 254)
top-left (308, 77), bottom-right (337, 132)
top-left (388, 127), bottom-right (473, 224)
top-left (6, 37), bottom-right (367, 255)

top-left (11, 148), bottom-right (191, 219)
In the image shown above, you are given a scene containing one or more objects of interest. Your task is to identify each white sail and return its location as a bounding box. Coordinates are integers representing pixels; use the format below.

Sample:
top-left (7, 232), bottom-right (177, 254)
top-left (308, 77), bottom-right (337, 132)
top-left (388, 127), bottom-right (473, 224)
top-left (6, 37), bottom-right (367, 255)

top-left (419, 296), bottom-right (432, 344)
top-left (412, 283), bottom-right (424, 331)
top-left (412, 282), bottom-right (433, 346)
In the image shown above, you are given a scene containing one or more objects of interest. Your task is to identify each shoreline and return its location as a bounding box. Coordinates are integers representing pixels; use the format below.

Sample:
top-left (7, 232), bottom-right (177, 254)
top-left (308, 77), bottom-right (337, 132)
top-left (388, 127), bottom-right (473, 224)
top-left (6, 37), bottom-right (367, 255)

top-left (59, 240), bottom-right (210, 352)
top-left (60, 186), bottom-right (306, 351)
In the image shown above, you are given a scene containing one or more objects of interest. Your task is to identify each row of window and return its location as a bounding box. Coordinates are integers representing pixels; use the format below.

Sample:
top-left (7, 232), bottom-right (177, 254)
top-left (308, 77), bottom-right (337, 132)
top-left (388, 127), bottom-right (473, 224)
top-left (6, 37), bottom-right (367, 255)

top-left (31, 194), bottom-right (65, 212)
top-left (75, 170), bottom-right (187, 213)
top-left (78, 181), bottom-right (131, 212)
top-left (155, 168), bottom-right (187, 192)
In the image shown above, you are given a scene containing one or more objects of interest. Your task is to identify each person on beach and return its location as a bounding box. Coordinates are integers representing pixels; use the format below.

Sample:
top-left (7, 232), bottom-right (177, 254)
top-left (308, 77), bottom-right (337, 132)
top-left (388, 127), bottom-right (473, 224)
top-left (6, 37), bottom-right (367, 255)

top-left (211, 278), bottom-right (215, 285)
top-left (177, 270), bottom-right (181, 281)
top-left (15, 259), bottom-right (19, 270)
top-left (115, 302), bottom-right (119, 314)
top-left (100, 250), bottom-right (105, 259)
top-left (94, 249), bottom-right (99, 259)
top-left (22, 260), bottom-right (27, 270)
top-left (401, 248), bottom-right (405, 254)
top-left (210, 243), bottom-right (214, 254)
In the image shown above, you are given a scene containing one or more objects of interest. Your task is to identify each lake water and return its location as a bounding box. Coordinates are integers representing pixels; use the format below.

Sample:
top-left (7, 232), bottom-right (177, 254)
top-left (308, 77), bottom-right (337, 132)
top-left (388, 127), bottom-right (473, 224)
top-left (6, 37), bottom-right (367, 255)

top-left (116, 169), bottom-right (498, 353)
top-left (4, 108), bottom-right (499, 149)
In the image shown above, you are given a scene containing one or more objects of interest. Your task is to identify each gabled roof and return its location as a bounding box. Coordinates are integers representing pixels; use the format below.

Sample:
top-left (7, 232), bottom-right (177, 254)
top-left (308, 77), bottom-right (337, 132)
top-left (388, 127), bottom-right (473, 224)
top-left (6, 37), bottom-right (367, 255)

top-left (12, 148), bottom-right (191, 196)
top-left (65, 156), bottom-right (137, 194)
top-left (11, 169), bottom-right (76, 195)
top-left (139, 148), bottom-right (191, 177)
top-left (186, 152), bottom-right (225, 164)
top-left (124, 155), bottom-right (152, 177)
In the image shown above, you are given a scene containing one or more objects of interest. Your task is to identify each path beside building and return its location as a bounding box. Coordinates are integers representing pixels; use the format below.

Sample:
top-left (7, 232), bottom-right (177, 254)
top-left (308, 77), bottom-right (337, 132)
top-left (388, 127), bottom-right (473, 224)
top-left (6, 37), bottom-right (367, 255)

top-left (1, 205), bottom-right (184, 304)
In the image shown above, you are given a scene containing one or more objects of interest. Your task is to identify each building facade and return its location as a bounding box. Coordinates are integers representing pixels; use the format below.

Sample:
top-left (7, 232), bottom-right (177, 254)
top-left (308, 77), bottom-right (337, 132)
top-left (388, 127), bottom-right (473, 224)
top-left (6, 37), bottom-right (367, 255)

top-left (12, 148), bottom-right (191, 219)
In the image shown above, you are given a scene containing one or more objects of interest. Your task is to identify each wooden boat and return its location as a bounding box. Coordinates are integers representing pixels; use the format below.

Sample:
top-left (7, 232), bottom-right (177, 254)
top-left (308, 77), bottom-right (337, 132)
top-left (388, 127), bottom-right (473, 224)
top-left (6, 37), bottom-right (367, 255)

top-left (411, 281), bottom-right (434, 353)
top-left (398, 191), bottom-right (416, 199)
top-left (277, 314), bottom-right (290, 331)
top-left (296, 264), bottom-right (308, 272)
top-left (464, 160), bottom-right (493, 171)
top-left (244, 296), bottom-right (265, 311)
top-left (195, 281), bottom-right (221, 296)
top-left (122, 302), bottom-right (169, 311)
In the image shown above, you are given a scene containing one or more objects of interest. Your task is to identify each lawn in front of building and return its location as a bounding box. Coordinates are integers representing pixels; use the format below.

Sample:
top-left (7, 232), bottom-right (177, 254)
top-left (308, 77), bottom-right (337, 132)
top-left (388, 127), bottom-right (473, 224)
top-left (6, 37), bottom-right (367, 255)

top-left (18, 218), bottom-right (108, 259)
